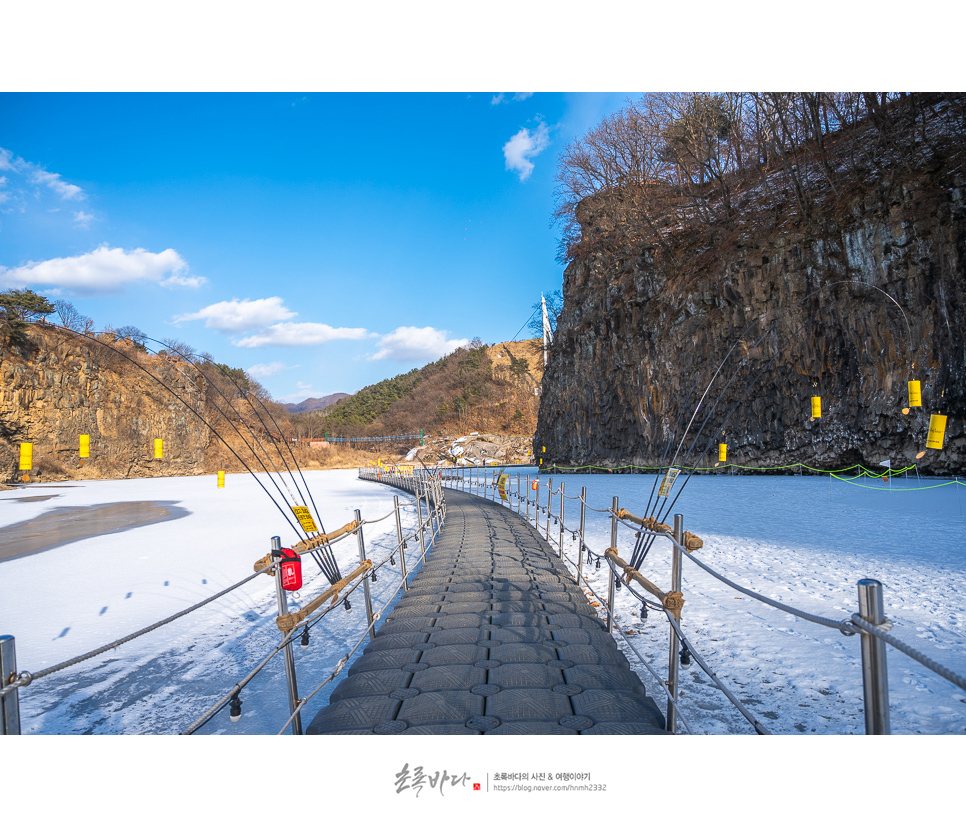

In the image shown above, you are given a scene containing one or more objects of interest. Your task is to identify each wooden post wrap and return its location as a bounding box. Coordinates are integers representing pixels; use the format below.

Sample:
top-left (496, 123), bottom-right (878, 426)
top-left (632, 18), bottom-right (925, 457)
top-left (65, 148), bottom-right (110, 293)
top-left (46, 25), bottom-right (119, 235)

top-left (603, 547), bottom-right (683, 617)
top-left (616, 508), bottom-right (703, 550)
top-left (275, 561), bottom-right (373, 632)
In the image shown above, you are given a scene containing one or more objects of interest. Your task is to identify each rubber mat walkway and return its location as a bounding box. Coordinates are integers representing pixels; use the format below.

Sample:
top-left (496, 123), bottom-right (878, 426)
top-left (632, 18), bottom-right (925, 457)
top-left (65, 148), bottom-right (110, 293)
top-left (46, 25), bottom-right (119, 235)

top-left (306, 488), bottom-right (667, 734)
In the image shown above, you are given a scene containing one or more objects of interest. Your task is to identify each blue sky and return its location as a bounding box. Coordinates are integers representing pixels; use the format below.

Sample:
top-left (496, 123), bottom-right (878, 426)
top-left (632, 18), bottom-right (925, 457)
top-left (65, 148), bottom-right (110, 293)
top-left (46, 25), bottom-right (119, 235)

top-left (0, 91), bottom-right (634, 402)
top-left (0, 5), bottom-right (953, 405)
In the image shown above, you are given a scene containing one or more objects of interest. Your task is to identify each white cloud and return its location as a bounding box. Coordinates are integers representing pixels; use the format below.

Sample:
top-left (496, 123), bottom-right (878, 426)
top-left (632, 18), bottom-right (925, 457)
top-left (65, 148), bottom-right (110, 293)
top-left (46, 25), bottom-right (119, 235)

top-left (503, 122), bottom-right (551, 181)
top-left (73, 210), bottom-right (94, 228)
top-left (247, 361), bottom-right (293, 379)
top-left (0, 245), bottom-right (206, 294)
top-left (282, 381), bottom-right (330, 402)
top-left (30, 169), bottom-right (85, 200)
top-left (491, 93), bottom-right (533, 105)
top-left (235, 322), bottom-right (371, 348)
top-left (174, 297), bottom-right (295, 332)
top-left (0, 146), bottom-right (86, 201)
top-left (370, 326), bottom-right (469, 362)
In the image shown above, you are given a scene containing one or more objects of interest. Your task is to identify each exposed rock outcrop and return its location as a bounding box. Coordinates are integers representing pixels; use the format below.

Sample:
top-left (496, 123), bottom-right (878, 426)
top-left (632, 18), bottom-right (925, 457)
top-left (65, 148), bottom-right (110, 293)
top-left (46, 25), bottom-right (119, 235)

top-left (2, 328), bottom-right (211, 482)
top-left (536, 119), bottom-right (966, 475)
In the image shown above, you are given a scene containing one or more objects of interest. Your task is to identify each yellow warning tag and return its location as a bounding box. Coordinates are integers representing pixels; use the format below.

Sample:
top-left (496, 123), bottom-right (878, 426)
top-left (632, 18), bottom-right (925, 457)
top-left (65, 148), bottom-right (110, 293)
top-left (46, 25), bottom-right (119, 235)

top-left (292, 506), bottom-right (318, 532)
top-left (498, 474), bottom-right (509, 501)
top-left (658, 467), bottom-right (680, 497)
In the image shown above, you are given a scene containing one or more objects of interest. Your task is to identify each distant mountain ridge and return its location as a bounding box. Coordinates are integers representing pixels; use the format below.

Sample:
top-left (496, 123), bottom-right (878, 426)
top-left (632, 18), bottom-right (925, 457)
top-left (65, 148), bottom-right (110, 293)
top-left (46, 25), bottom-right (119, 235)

top-left (282, 393), bottom-right (350, 414)
top-left (289, 338), bottom-right (543, 440)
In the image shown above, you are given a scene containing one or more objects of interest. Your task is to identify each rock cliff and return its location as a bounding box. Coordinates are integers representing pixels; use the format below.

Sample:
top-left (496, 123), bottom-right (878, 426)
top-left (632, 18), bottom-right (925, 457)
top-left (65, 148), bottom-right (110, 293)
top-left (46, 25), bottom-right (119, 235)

top-left (1, 327), bottom-right (211, 482)
top-left (536, 113), bottom-right (966, 475)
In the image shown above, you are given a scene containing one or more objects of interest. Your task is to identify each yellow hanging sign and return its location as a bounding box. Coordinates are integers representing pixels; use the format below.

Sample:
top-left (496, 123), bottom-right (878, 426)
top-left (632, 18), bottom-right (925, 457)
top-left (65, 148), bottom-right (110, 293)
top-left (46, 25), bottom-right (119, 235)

top-left (498, 473), bottom-right (508, 501)
top-left (217, 470), bottom-right (225, 488)
top-left (926, 414), bottom-right (947, 450)
top-left (19, 442), bottom-right (32, 470)
top-left (80, 435), bottom-right (90, 458)
top-left (292, 505), bottom-right (319, 532)
top-left (810, 397), bottom-right (822, 420)
top-left (154, 439), bottom-right (163, 458)
top-left (718, 443), bottom-right (727, 462)
top-left (658, 467), bottom-right (680, 497)
top-left (907, 380), bottom-right (922, 408)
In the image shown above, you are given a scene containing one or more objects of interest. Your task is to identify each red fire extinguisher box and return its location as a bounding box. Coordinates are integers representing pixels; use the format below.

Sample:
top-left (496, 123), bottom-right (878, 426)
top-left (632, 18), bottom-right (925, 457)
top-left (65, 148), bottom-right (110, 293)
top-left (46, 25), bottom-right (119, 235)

top-left (279, 547), bottom-right (302, 591)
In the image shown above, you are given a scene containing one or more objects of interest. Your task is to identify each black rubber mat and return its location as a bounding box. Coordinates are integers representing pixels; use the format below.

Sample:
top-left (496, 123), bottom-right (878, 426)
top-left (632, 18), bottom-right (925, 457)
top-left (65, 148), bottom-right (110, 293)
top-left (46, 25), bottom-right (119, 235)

top-left (306, 487), bottom-right (666, 735)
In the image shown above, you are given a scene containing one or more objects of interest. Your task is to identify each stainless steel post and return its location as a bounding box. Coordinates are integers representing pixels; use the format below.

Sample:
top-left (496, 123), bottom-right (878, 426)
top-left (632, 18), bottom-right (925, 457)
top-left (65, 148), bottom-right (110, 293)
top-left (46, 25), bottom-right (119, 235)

top-left (606, 496), bottom-right (618, 632)
top-left (394, 495), bottom-right (408, 591)
top-left (355, 510), bottom-right (376, 641)
top-left (271, 535), bottom-right (302, 735)
top-left (667, 515), bottom-right (684, 734)
top-left (558, 481), bottom-right (565, 554)
top-left (577, 487), bottom-right (587, 584)
top-left (857, 579), bottom-right (891, 734)
top-left (415, 481), bottom-right (427, 561)
top-left (545, 479), bottom-right (553, 541)
top-left (1, 635), bottom-right (21, 735)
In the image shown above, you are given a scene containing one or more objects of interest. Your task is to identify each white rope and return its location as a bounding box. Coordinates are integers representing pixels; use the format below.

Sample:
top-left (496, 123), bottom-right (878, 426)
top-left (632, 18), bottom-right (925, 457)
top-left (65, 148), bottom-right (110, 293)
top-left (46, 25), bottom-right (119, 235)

top-left (850, 614), bottom-right (966, 692)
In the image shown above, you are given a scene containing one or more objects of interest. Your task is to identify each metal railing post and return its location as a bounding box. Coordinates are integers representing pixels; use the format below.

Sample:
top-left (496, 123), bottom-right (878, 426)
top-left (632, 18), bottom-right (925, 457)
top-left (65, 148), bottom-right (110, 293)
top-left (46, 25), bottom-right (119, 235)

top-left (577, 487), bottom-right (587, 583)
top-left (546, 478), bottom-right (553, 540)
top-left (606, 496), bottom-right (618, 632)
top-left (558, 481), bottom-right (565, 554)
top-left (355, 510), bottom-right (376, 641)
top-left (415, 481), bottom-right (427, 561)
top-left (1, 635), bottom-right (21, 735)
top-left (667, 515), bottom-right (684, 734)
top-left (271, 535), bottom-right (303, 736)
top-left (394, 495), bottom-right (408, 591)
top-left (857, 578), bottom-right (891, 734)
top-left (516, 473), bottom-right (520, 515)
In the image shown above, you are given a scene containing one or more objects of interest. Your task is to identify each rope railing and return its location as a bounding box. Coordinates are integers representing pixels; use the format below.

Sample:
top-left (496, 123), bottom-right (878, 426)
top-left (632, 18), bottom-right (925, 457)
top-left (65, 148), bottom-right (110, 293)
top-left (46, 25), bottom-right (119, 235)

top-left (206, 486), bottom-right (444, 734)
top-left (2, 486), bottom-right (444, 736)
top-left (0, 564), bottom-right (275, 699)
top-left (442, 467), bottom-right (966, 735)
top-left (540, 461), bottom-right (919, 476)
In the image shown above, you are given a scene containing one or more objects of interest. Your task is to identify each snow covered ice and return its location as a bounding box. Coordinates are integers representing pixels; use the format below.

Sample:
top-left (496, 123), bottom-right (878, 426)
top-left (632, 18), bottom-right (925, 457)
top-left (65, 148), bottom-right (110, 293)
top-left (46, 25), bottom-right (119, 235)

top-left (2, 466), bottom-right (965, 735)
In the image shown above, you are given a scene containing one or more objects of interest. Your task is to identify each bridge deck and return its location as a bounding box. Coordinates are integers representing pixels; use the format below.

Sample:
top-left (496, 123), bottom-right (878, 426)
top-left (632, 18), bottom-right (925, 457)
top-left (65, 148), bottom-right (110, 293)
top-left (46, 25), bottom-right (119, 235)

top-left (306, 488), bottom-right (666, 735)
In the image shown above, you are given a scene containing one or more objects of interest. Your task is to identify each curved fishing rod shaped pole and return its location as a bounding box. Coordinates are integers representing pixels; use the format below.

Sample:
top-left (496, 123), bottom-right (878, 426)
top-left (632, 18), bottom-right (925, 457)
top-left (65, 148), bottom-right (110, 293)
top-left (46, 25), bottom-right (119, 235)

top-left (135, 340), bottom-right (315, 542)
top-left (145, 337), bottom-right (342, 581)
top-left (631, 280), bottom-right (925, 566)
top-left (633, 335), bottom-right (795, 569)
top-left (238, 388), bottom-right (342, 578)
top-left (150, 339), bottom-right (340, 568)
top-left (630, 368), bottom-right (707, 566)
top-left (661, 278), bottom-right (922, 480)
top-left (236, 388), bottom-right (332, 544)
top-left (629, 328), bottom-right (776, 569)
top-left (40, 324), bottom-right (306, 542)
top-left (145, 339), bottom-right (298, 499)
top-left (668, 283), bottom-right (925, 501)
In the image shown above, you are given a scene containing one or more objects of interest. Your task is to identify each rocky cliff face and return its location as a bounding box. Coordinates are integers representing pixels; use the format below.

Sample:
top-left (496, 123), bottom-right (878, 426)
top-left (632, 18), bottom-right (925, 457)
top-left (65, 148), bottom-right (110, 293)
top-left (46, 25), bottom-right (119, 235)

top-left (1, 327), bottom-right (211, 482)
top-left (536, 141), bottom-right (966, 475)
